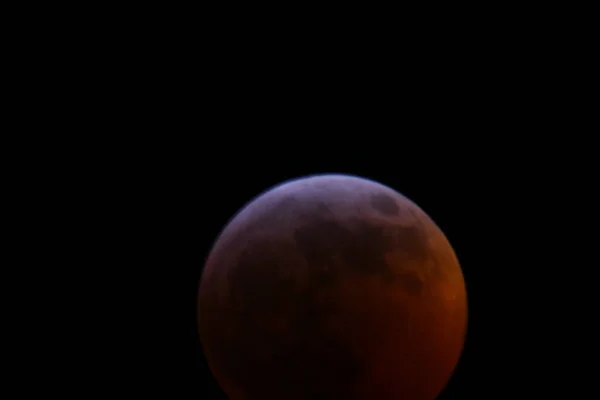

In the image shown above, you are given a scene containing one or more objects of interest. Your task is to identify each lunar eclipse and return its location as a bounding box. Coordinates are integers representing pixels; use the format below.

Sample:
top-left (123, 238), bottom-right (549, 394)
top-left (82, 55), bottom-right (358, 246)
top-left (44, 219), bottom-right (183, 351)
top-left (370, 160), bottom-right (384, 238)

top-left (198, 174), bottom-right (467, 400)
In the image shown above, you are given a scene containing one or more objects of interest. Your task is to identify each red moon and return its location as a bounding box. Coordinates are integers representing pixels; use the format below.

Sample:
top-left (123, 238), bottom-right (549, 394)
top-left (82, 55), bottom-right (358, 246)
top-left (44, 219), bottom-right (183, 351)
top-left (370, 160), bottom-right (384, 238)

top-left (198, 175), bottom-right (467, 400)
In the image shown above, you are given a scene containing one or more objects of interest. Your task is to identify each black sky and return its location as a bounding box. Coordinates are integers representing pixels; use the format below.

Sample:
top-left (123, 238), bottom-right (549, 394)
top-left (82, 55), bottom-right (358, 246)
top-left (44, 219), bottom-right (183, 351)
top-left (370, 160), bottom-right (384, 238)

top-left (94, 35), bottom-right (584, 396)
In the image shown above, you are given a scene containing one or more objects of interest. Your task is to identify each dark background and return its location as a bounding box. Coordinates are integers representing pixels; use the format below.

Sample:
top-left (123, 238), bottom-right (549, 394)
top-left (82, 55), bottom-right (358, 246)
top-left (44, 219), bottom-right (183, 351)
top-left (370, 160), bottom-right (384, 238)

top-left (88, 28), bottom-right (588, 397)
top-left (21, 8), bottom-right (593, 397)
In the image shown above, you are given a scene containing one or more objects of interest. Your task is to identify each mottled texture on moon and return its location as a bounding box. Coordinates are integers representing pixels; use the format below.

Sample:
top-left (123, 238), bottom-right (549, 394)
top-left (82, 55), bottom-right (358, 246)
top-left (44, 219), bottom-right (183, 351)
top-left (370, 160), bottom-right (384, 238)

top-left (198, 175), bottom-right (467, 400)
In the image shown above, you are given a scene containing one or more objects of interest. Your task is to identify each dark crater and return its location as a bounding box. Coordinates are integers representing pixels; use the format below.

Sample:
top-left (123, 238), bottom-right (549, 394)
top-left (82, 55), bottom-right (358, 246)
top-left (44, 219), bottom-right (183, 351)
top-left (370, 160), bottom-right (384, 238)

top-left (370, 193), bottom-right (400, 216)
top-left (293, 217), bottom-right (429, 285)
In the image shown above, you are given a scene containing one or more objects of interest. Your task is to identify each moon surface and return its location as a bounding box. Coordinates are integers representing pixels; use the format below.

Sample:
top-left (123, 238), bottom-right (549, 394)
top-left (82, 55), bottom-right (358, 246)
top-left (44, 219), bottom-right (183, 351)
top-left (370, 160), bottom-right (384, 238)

top-left (198, 174), bottom-right (467, 400)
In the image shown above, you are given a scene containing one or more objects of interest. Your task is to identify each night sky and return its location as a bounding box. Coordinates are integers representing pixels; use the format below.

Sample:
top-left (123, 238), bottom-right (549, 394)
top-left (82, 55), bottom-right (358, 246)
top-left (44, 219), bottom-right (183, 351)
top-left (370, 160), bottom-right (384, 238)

top-left (106, 64), bottom-right (578, 396)
top-left (44, 15), bottom-right (586, 397)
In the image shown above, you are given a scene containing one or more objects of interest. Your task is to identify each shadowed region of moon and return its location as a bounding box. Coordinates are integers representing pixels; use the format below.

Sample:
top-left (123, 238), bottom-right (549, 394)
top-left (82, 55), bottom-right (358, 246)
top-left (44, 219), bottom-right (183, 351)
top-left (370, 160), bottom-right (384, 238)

top-left (198, 174), bottom-right (467, 400)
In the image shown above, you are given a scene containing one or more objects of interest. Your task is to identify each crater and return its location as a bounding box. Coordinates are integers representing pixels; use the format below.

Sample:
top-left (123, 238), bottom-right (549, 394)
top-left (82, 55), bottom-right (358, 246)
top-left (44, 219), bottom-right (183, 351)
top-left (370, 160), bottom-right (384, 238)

top-left (370, 194), bottom-right (400, 216)
top-left (293, 219), bottom-right (394, 280)
top-left (395, 272), bottom-right (424, 295)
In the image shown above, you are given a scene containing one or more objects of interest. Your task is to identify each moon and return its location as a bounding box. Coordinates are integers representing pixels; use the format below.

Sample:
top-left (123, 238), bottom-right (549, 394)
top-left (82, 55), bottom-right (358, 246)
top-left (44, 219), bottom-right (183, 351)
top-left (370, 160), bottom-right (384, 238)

top-left (198, 174), bottom-right (467, 400)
